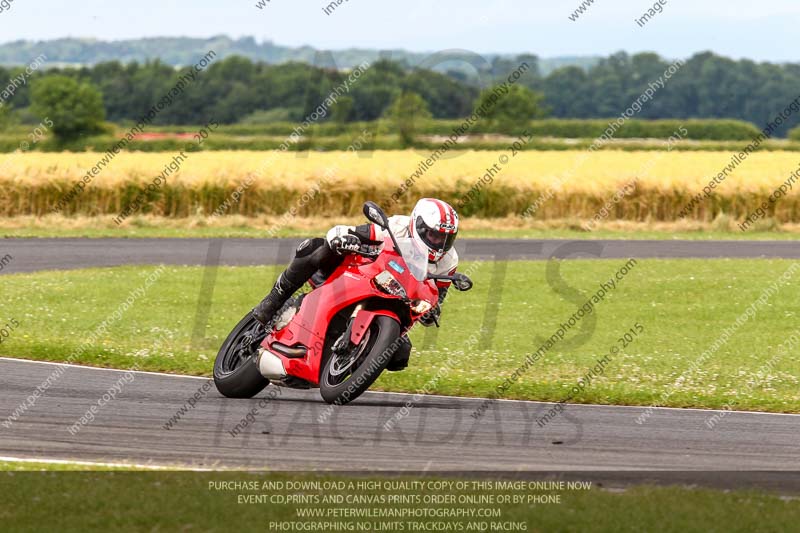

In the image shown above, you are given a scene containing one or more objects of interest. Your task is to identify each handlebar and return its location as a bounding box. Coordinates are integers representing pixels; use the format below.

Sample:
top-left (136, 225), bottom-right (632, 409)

top-left (427, 272), bottom-right (473, 291)
top-left (353, 244), bottom-right (382, 258)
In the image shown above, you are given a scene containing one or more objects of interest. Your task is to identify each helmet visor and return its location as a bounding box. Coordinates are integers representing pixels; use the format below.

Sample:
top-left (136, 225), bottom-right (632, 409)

top-left (416, 217), bottom-right (457, 255)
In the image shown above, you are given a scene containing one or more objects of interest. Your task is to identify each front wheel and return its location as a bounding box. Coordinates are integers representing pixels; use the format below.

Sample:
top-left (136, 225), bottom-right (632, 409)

top-left (213, 312), bottom-right (270, 398)
top-left (319, 315), bottom-right (401, 405)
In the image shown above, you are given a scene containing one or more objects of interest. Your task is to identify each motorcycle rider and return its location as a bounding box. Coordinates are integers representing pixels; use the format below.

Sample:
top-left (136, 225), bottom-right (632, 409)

top-left (252, 198), bottom-right (460, 371)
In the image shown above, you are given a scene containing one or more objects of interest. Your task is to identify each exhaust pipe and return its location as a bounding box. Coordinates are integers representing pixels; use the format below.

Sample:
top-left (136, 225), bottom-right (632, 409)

top-left (258, 349), bottom-right (287, 380)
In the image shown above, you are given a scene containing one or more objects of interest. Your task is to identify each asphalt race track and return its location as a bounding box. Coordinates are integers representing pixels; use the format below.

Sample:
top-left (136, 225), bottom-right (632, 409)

top-left (2, 239), bottom-right (799, 489)
top-left (2, 238), bottom-right (800, 274)
top-left (1, 358), bottom-right (798, 490)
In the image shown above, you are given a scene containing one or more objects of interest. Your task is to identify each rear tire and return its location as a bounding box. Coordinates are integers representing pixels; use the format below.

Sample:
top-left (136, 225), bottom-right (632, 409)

top-left (213, 312), bottom-right (270, 398)
top-left (319, 315), bottom-right (401, 405)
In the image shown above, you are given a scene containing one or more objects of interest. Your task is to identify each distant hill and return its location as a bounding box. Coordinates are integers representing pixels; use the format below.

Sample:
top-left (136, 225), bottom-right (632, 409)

top-left (0, 35), bottom-right (599, 74)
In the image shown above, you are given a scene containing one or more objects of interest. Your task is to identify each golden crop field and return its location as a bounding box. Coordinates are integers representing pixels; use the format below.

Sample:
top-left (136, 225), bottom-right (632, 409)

top-left (1, 150), bottom-right (799, 222)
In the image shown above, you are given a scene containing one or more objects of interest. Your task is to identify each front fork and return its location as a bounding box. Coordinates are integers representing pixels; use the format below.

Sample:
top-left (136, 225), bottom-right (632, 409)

top-left (331, 304), bottom-right (364, 355)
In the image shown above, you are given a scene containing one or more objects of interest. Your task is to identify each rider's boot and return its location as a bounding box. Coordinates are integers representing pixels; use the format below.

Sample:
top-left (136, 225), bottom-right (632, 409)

top-left (252, 272), bottom-right (299, 327)
top-left (253, 237), bottom-right (341, 327)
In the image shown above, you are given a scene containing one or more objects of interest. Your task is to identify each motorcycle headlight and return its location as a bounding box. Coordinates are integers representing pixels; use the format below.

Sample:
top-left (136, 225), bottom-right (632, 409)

top-left (410, 299), bottom-right (433, 315)
top-left (373, 270), bottom-right (407, 299)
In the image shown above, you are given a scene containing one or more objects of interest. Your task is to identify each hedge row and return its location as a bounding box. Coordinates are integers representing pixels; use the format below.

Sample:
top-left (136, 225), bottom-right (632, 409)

top-left (139, 118), bottom-right (763, 141)
top-left (2, 132), bottom-right (798, 154)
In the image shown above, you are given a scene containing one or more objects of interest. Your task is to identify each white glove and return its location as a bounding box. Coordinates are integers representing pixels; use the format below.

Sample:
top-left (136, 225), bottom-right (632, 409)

top-left (329, 234), bottom-right (361, 255)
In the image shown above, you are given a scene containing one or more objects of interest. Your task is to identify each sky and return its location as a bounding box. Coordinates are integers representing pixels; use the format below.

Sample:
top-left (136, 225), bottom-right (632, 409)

top-left (0, 0), bottom-right (796, 62)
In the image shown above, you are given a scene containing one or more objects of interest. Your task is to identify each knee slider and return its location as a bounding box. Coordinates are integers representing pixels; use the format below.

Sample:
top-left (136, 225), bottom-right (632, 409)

top-left (295, 237), bottom-right (326, 258)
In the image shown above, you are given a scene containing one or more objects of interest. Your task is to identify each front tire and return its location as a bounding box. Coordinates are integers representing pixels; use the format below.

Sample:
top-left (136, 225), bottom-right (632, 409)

top-left (319, 315), bottom-right (401, 405)
top-left (213, 312), bottom-right (270, 398)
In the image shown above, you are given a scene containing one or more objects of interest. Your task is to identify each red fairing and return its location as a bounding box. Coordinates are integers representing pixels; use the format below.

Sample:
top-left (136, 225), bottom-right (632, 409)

top-left (349, 309), bottom-right (399, 345)
top-left (260, 237), bottom-right (438, 386)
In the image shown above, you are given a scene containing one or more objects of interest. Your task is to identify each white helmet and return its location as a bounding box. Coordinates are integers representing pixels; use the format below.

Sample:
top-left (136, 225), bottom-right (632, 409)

top-left (409, 198), bottom-right (459, 262)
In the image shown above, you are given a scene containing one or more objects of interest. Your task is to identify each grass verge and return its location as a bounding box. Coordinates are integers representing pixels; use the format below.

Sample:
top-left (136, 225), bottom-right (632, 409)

top-left (1, 259), bottom-right (798, 412)
top-left (0, 468), bottom-right (797, 532)
top-left (0, 460), bottom-right (153, 471)
top-left (1, 214), bottom-right (799, 240)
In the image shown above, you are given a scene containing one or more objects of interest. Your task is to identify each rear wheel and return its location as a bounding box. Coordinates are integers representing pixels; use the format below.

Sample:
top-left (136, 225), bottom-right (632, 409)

top-left (213, 312), bottom-right (270, 398)
top-left (319, 315), bottom-right (401, 405)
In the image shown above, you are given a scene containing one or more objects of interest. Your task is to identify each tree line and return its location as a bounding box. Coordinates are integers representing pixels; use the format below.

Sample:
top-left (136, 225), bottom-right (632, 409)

top-left (2, 50), bottom-right (800, 137)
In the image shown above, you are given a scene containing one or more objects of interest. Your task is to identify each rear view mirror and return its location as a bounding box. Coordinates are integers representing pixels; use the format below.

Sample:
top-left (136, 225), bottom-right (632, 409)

top-left (363, 201), bottom-right (389, 229)
top-left (451, 273), bottom-right (473, 292)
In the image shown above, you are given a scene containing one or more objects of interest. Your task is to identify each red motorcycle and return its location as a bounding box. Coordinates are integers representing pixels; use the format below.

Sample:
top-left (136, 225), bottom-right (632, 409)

top-left (213, 202), bottom-right (473, 405)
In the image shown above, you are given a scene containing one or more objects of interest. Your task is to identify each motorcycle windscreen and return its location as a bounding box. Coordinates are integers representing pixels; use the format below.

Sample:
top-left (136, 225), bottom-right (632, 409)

top-left (396, 237), bottom-right (429, 281)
